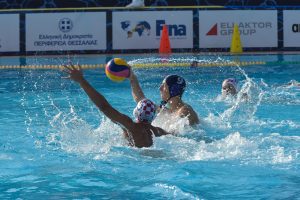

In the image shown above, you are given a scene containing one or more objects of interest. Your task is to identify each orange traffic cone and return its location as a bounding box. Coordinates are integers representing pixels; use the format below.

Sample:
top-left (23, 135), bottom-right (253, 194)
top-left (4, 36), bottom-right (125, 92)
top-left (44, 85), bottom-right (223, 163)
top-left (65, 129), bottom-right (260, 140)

top-left (159, 25), bottom-right (171, 54)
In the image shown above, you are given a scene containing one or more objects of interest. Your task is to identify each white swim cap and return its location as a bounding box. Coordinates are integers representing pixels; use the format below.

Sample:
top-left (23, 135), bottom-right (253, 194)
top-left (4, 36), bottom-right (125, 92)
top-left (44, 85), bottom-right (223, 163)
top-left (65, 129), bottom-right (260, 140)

top-left (133, 99), bottom-right (156, 123)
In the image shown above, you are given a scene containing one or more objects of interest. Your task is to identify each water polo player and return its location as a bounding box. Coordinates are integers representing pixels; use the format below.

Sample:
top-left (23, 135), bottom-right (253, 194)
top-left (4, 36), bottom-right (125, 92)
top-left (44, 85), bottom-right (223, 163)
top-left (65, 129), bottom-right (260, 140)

top-left (63, 64), bottom-right (170, 148)
top-left (221, 78), bottom-right (249, 101)
top-left (221, 78), bottom-right (238, 97)
top-left (129, 70), bottom-right (199, 126)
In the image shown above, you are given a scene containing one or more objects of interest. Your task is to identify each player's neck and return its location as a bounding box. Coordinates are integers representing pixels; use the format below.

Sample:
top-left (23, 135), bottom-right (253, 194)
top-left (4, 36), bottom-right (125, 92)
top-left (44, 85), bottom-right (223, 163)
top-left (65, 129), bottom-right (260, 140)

top-left (168, 96), bottom-right (184, 111)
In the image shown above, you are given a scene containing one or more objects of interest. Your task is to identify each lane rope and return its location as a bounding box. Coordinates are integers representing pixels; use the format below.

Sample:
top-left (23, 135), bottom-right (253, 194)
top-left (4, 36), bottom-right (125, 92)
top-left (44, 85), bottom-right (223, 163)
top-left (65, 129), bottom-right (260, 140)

top-left (0, 61), bottom-right (299, 70)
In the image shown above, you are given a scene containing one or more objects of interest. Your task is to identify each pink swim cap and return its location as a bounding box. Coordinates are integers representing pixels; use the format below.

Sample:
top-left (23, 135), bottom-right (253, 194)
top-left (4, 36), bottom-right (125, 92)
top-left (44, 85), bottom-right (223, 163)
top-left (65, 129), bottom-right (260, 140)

top-left (224, 78), bottom-right (237, 89)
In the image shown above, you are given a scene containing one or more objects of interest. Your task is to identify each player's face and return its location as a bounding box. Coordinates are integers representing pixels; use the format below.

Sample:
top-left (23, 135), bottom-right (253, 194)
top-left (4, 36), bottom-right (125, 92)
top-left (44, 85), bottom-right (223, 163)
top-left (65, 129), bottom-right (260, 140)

top-left (159, 82), bottom-right (170, 101)
top-left (222, 82), bottom-right (237, 95)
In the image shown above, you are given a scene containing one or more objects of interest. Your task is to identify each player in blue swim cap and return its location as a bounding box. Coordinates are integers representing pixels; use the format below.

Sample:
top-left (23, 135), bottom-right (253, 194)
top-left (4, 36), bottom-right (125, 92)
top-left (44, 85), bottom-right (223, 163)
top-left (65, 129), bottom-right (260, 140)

top-left (63, 64), bottom-right (169, 148)
top-left (159, 74), bottom-right (199, 125)
top-left (129, 70), bottom-right (199, 126)
top-left (159, 75), bottom-right (186, 108)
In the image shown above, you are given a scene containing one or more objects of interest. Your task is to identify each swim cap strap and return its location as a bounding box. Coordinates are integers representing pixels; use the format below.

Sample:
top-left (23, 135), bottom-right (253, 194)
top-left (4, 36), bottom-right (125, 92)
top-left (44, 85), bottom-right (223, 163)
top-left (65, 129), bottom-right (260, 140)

top-left (159, 100), bottom-right (168, 109)
top-left (159, 97), bottom-right (172, 109)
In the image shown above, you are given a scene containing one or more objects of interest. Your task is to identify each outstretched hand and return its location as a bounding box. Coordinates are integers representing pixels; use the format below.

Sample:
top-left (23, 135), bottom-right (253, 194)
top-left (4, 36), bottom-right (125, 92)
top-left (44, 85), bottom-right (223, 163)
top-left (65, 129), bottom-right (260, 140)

top-left (63, 64), bottom-right (84, 83)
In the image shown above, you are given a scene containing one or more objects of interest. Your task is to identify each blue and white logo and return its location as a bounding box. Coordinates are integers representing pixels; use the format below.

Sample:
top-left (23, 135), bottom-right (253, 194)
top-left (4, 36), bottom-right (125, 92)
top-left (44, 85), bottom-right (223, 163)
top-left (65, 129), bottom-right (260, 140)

top-left (156, 20), bottom-right (186, 37)
top-left (59, 18), bottom-right (73, 33)
top-left (121, 20), bottom-right (151, 38)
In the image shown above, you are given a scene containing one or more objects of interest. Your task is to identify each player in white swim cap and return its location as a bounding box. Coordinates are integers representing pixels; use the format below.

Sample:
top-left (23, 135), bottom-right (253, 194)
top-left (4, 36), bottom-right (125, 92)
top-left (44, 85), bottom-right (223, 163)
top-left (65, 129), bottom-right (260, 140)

top-left (63, 64), bottom-right (169, 148)
top-left (133, 99), bottom-right (156, 123)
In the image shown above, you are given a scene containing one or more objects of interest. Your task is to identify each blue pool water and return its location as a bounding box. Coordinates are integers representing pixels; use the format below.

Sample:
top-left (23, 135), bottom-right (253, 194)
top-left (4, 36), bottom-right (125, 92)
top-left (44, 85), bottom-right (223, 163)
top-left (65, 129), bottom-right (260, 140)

top-left (0, 54), bottom-right (299, 199)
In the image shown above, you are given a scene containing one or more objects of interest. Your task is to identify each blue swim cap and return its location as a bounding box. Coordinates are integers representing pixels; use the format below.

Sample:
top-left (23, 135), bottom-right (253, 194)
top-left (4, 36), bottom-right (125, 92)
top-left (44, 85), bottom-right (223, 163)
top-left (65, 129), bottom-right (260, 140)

top-left (164, 75), bottom-right (186, 98)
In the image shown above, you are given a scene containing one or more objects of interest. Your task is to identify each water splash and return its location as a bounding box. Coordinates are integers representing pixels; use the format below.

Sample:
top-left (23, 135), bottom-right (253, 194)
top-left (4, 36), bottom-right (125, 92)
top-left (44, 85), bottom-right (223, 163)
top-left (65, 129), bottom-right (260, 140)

top-left (47, 109), bottom-right (126, 157)
top-left (15, 56), bottom-right (300, 169)
top-left (153, 111), bottom-right (190, 134)
top-left (153, 183), bottom-right (202, 200)
top-left (153, 132), bottom-right (299, 166)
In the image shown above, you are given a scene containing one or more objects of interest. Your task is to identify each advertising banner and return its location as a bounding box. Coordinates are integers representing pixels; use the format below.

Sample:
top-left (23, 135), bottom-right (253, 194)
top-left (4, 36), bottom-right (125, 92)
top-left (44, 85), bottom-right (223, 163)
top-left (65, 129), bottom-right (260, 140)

top-left (283, 10), bottom-right (300, 47)
top-left (199, 10), bottom-right (277, 48)
top-left (112, 11), bottom-right (193, 50)
top-left (26, 12), bottom-right (106, 51)
top-left (0, 14), bottom-right (19, 52)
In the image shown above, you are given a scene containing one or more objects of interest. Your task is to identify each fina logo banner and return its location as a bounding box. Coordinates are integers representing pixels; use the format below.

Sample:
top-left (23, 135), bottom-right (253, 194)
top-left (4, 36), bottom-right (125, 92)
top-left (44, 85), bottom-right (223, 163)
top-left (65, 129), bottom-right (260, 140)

top-left (283, 10), bottom-right (300, 47)
top-left (199, 10), bottom-right (277, 48)
top-left (26, 12), bottom-right (106, 51)
top-left (0, 14), bottom-right (19, 52)
top-left (112, 11), bottom-right (193, 49)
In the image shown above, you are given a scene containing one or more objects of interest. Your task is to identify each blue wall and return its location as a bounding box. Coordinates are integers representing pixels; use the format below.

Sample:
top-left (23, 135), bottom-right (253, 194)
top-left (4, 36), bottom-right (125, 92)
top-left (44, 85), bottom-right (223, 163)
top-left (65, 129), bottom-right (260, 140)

top-left (0, 0), bottom-right (298, 9)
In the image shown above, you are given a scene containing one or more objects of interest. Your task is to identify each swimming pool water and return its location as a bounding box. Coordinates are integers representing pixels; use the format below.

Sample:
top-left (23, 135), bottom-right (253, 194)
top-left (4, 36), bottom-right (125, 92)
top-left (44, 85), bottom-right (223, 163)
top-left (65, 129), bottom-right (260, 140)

top-left (0, 54), bottom-right (299, 199)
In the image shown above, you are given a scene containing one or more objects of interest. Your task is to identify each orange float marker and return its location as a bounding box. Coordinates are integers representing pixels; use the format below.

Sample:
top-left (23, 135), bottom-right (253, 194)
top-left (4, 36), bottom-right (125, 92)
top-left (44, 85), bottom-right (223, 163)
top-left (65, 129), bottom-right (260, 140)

top-left (159, 25), bottom-right (172, 54)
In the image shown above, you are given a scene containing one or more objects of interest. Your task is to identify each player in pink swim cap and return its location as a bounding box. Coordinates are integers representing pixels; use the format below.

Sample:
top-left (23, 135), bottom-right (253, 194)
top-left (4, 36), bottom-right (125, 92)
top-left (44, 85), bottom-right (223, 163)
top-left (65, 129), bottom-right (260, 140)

top-left (221, 78), bottom-right (249, 100)
top-left (63, 64), bottom-right (169, 148)
top-left (222, 78), bottom-right (238, 97)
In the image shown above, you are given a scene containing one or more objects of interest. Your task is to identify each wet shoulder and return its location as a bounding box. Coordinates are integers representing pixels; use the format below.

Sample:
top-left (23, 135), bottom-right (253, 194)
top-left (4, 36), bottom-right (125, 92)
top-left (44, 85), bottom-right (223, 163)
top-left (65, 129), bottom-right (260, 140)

top-left (179, 103), bottom-right (197, 116)
top-left (129, 122), bottom-right (155, 148)
top-left (178, 103), bottom-right (200, 125)
top-left (131, 123), bottom-right (156, 135)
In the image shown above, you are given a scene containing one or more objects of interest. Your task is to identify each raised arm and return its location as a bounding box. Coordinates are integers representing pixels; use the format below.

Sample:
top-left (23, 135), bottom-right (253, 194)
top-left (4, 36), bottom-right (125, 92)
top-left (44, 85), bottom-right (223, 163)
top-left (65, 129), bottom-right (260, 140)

top-left (64, 65), bottom-right (134, 129)
top-left (129, 69), bottom-right (146, 103)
